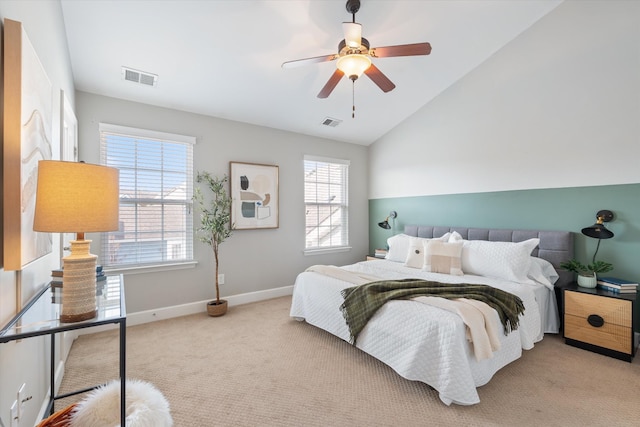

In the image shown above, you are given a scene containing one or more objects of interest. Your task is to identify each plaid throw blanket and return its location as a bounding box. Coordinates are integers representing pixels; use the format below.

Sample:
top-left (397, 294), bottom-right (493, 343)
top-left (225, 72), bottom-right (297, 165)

top-left (340, 279), bottom-right (525, 344)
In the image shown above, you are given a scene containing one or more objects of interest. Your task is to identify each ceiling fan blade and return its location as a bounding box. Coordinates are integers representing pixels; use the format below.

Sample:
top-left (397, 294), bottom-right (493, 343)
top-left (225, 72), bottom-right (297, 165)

top-left (317, 69), bottom-right (345, 98)
top-left (342, 22), bottom-right (362, 48)
top-left (364, 64), bottom-right (395, 93)
top-left (369, 42), bottom-right (432, 58)
top-left (282, 54), bottom-right (339, 69)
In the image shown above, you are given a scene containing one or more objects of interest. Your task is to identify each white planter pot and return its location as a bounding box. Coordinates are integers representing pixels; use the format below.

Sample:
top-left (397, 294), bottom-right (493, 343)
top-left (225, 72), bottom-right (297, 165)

top-left (577, 274), bottom-right (597, 288)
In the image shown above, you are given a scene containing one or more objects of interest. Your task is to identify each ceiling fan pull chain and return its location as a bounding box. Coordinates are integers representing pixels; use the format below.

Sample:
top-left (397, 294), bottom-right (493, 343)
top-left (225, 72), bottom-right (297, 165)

top-left (352, 80), bottom-right (356, 118)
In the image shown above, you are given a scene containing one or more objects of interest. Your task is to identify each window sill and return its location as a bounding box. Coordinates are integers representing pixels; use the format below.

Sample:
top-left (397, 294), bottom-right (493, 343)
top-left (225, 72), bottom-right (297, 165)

top-left (105, 261), bottom-right (198, 276)
top-left (303, 246), bottom-right (352, 256)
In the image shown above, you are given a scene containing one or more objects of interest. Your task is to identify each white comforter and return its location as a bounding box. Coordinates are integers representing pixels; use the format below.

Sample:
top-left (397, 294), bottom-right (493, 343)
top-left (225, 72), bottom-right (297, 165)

top-left (289, 259), bottom-right (552, 406)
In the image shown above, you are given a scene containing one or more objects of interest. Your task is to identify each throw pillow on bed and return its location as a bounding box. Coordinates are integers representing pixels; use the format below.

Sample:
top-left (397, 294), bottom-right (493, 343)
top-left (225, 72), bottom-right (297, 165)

top-left (404, 237), bottom-right (427, 268)
top-left (459, 238), bottom-right (540, 283)
top-left (405, 234), bottom-right (451, 267)
top-left (423, 240), bottom-right (464, 275)
top-left (387, 232), bottom-right (450, 263)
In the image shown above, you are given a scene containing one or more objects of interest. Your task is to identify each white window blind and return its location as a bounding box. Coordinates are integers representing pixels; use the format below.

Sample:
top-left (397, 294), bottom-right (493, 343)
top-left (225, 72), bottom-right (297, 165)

top-left (99, 123), bottom-right (194, 268)
top-left (304, 155), bottom-right (349, 251)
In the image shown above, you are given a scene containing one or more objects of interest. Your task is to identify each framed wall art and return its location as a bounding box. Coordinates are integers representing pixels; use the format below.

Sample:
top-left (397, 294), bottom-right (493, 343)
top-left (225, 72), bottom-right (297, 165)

top-left (3, 19), bottom-right (54, 270)
top-left (230, 162), bottom-right (279, 230)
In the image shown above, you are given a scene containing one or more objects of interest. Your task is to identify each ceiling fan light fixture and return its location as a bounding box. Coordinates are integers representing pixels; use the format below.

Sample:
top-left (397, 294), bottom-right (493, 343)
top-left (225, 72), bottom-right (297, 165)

top-left (336, 54), bottom-right (371, 80)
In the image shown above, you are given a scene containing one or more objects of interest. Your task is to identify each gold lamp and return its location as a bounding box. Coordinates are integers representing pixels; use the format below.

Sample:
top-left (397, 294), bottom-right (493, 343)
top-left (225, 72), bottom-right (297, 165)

top-left (33, 160), bottom-right (119, 323)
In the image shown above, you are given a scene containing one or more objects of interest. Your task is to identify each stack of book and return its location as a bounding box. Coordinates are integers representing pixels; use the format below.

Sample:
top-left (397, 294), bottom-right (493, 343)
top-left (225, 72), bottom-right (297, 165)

top-left (96, 265), bottom-right (106, 282)
top-left (50, 269), bottom-right (64, 288)
top-left (596, 277), bottom-right (638, 294)
top-left (374, 248), bottom-right (388, 258)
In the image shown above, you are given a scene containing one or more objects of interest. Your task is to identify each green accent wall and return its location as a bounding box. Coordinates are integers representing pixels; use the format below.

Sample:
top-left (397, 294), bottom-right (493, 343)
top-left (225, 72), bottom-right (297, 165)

top-left (369, 183), bottom-right (640, 331)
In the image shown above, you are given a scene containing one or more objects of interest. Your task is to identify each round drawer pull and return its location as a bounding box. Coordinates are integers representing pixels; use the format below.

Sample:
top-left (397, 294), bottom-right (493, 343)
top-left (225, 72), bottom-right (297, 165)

top-left (587, 314), bottom-right (604, 327)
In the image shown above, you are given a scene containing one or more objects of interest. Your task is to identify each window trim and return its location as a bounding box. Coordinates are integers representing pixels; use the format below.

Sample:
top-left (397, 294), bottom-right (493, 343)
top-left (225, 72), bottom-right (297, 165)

top-left (105, 261), bottom-right (198, 276)
top-left (99, 123), bottom-right (196, 145)
top-left (303, 155), bottom-right (350, 254)
top-left (99, 123), bottom-right (196, 271)
top-left (303, 246), bottom-right (352, 256)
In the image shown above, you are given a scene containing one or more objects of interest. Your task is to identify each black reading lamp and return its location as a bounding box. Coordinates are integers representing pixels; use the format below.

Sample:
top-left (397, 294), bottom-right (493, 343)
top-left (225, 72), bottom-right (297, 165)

top-left (581, 209), bottom-right (615, 263)
top-left (378, 211), bottom-right (397, 230)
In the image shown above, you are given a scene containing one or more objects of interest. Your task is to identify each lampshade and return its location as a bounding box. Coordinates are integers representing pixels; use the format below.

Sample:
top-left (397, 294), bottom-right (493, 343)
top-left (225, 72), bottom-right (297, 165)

top-left (581, 209), bottom-right (614, 240)
top-left (342, 22), bottom-right (362, 48)
top-left (581, 224), bottom-right (614, 239)
top-left (378, 220), bottom-right (391, 230)
top-left (33, 160), bottom-right (119, 323)
top-left (336, 54), bottom-right (371, 80)
top-left (377, 210), bottom-right (397, 230)
top-left (33, 160), bottom-right (120, 233)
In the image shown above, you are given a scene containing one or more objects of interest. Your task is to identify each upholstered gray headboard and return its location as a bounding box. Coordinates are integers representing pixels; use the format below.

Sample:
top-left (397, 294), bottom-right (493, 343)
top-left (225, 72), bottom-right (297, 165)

top-left (404, 225), bottom-right (574, 287)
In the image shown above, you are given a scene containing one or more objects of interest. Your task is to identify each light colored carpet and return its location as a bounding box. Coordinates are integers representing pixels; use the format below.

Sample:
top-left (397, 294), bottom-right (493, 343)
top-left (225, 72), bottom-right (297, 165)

top-left (57, 296), bottom-right (640, 426)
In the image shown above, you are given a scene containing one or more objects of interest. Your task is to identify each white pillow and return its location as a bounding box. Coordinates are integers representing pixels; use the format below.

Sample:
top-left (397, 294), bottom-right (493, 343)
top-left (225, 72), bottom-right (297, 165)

top-left (385, 234), bottom-right (413, 262)
top-left (423, 240), bottom-right (464, 275)
top-left (387, 232), bottom-right (450, 263)
top-left (527, 257), bottom-right (559, 288)
top-left (404, 237), bottom-right (426, 268)
top-left (461, 238), bottom-right (540, 283)
top-left (448, 231), bottom-right (464, 242)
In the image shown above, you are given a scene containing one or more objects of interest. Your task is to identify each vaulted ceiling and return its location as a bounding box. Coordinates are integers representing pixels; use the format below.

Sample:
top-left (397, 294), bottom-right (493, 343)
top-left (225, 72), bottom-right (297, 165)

top-left (60, 0), bottom-right (562, 145)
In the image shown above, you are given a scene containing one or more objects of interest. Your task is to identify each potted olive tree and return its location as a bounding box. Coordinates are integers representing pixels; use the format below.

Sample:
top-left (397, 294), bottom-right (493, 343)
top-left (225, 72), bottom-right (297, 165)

top-left (194, 171), bottom-right (233, 316)
top-left (559, 259), bottom-right (613, 288)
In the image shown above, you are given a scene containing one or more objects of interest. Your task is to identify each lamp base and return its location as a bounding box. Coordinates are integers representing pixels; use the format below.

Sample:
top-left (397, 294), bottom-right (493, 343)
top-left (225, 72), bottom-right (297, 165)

top-left (60, 309), bottom-right (97, 324)
top-left (61, 239), bottom-right (98, 323)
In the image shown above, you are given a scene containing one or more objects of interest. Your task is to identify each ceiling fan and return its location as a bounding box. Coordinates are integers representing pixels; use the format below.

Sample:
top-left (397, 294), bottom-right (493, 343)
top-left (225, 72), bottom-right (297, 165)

top-left (282, 0), bottom-right (432, 100)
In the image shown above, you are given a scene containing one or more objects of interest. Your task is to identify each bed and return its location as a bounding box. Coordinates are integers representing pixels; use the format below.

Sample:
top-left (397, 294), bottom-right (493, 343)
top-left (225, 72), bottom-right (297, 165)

top-left (290, 225), bottom-right (573, 405)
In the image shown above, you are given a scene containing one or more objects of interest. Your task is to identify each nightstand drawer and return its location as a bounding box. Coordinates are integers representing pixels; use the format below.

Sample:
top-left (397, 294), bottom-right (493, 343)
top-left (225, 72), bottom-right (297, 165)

top-left (564, 290), bottom-right (633, 355)
top-left (564, 314), bottom-right (631, 354)
top-left (564, 291), bottom-right (632, 327)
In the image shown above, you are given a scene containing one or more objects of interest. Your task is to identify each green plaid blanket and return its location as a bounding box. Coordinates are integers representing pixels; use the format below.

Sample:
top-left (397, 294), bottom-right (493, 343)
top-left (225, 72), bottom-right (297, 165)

top-left (340, 279), bottom-right (525, 344)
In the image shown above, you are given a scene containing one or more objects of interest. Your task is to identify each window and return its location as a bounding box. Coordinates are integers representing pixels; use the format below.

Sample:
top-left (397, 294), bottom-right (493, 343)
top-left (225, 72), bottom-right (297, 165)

top-left (99, 123), bottom-right (194, 269)
top-left (304, 155), bottom-right (350, 252)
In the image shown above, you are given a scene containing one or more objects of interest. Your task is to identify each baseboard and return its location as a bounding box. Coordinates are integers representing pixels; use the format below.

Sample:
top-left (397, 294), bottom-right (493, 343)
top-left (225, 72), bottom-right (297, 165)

top-left (77, 285), bottom-right (294, 335)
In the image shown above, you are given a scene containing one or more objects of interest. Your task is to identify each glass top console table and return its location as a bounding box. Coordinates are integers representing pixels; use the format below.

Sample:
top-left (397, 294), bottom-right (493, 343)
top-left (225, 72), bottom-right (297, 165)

top-left (0, 275), bottom-right (126, 424)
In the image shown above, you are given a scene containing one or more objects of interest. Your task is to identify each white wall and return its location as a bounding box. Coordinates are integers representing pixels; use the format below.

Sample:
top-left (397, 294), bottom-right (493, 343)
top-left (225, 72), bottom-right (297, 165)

top-left (75, 92), bottom-right (369, 314)
top-left (369, 0), bottom-right (640, 199)
top-left (0, 1), bottom-right (75, 425)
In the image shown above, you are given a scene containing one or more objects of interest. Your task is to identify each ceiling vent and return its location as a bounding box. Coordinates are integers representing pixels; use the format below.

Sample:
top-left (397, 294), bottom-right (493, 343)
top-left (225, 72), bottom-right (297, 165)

top-left (321, 117), bottom-right (342, 127)
top-left (121, 67), bottom-right (158, 87)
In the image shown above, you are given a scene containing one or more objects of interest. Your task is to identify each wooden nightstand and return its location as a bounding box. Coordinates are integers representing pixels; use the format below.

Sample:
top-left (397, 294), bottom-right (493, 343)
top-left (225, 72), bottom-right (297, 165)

top-left (563, 283), bottom-right (636, 362)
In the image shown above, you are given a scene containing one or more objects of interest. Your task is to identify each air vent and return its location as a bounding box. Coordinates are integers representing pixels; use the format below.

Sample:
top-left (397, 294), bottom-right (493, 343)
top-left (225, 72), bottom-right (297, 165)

top-left (321, 117), bottom-right (342, 127)
top-left (121, 66), bottom-right (158, 87)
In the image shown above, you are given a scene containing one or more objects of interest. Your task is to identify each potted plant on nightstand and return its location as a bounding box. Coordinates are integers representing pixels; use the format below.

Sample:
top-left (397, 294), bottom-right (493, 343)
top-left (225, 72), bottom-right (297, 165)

top-left (559, 259), bottom-right (613, 288)
top-left (194, 171), bottom-right (233, 317)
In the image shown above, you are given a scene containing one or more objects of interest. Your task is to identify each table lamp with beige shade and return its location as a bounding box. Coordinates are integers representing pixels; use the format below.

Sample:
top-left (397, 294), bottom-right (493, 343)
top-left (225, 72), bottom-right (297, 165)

top-left (33, 160), bottom-right (119, 323)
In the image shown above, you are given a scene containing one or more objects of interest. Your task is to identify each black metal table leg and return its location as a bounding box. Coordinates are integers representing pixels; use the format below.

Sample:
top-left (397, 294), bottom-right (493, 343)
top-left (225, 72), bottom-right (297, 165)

top-left (50, 334), bottom-right (56, 415)
top-left (120, 319), bottom-right (126, 425)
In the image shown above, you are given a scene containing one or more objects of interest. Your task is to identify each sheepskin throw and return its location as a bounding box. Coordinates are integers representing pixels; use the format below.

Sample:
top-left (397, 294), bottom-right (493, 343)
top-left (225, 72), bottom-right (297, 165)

top-left (71, 379), bottom-right (173, 427)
